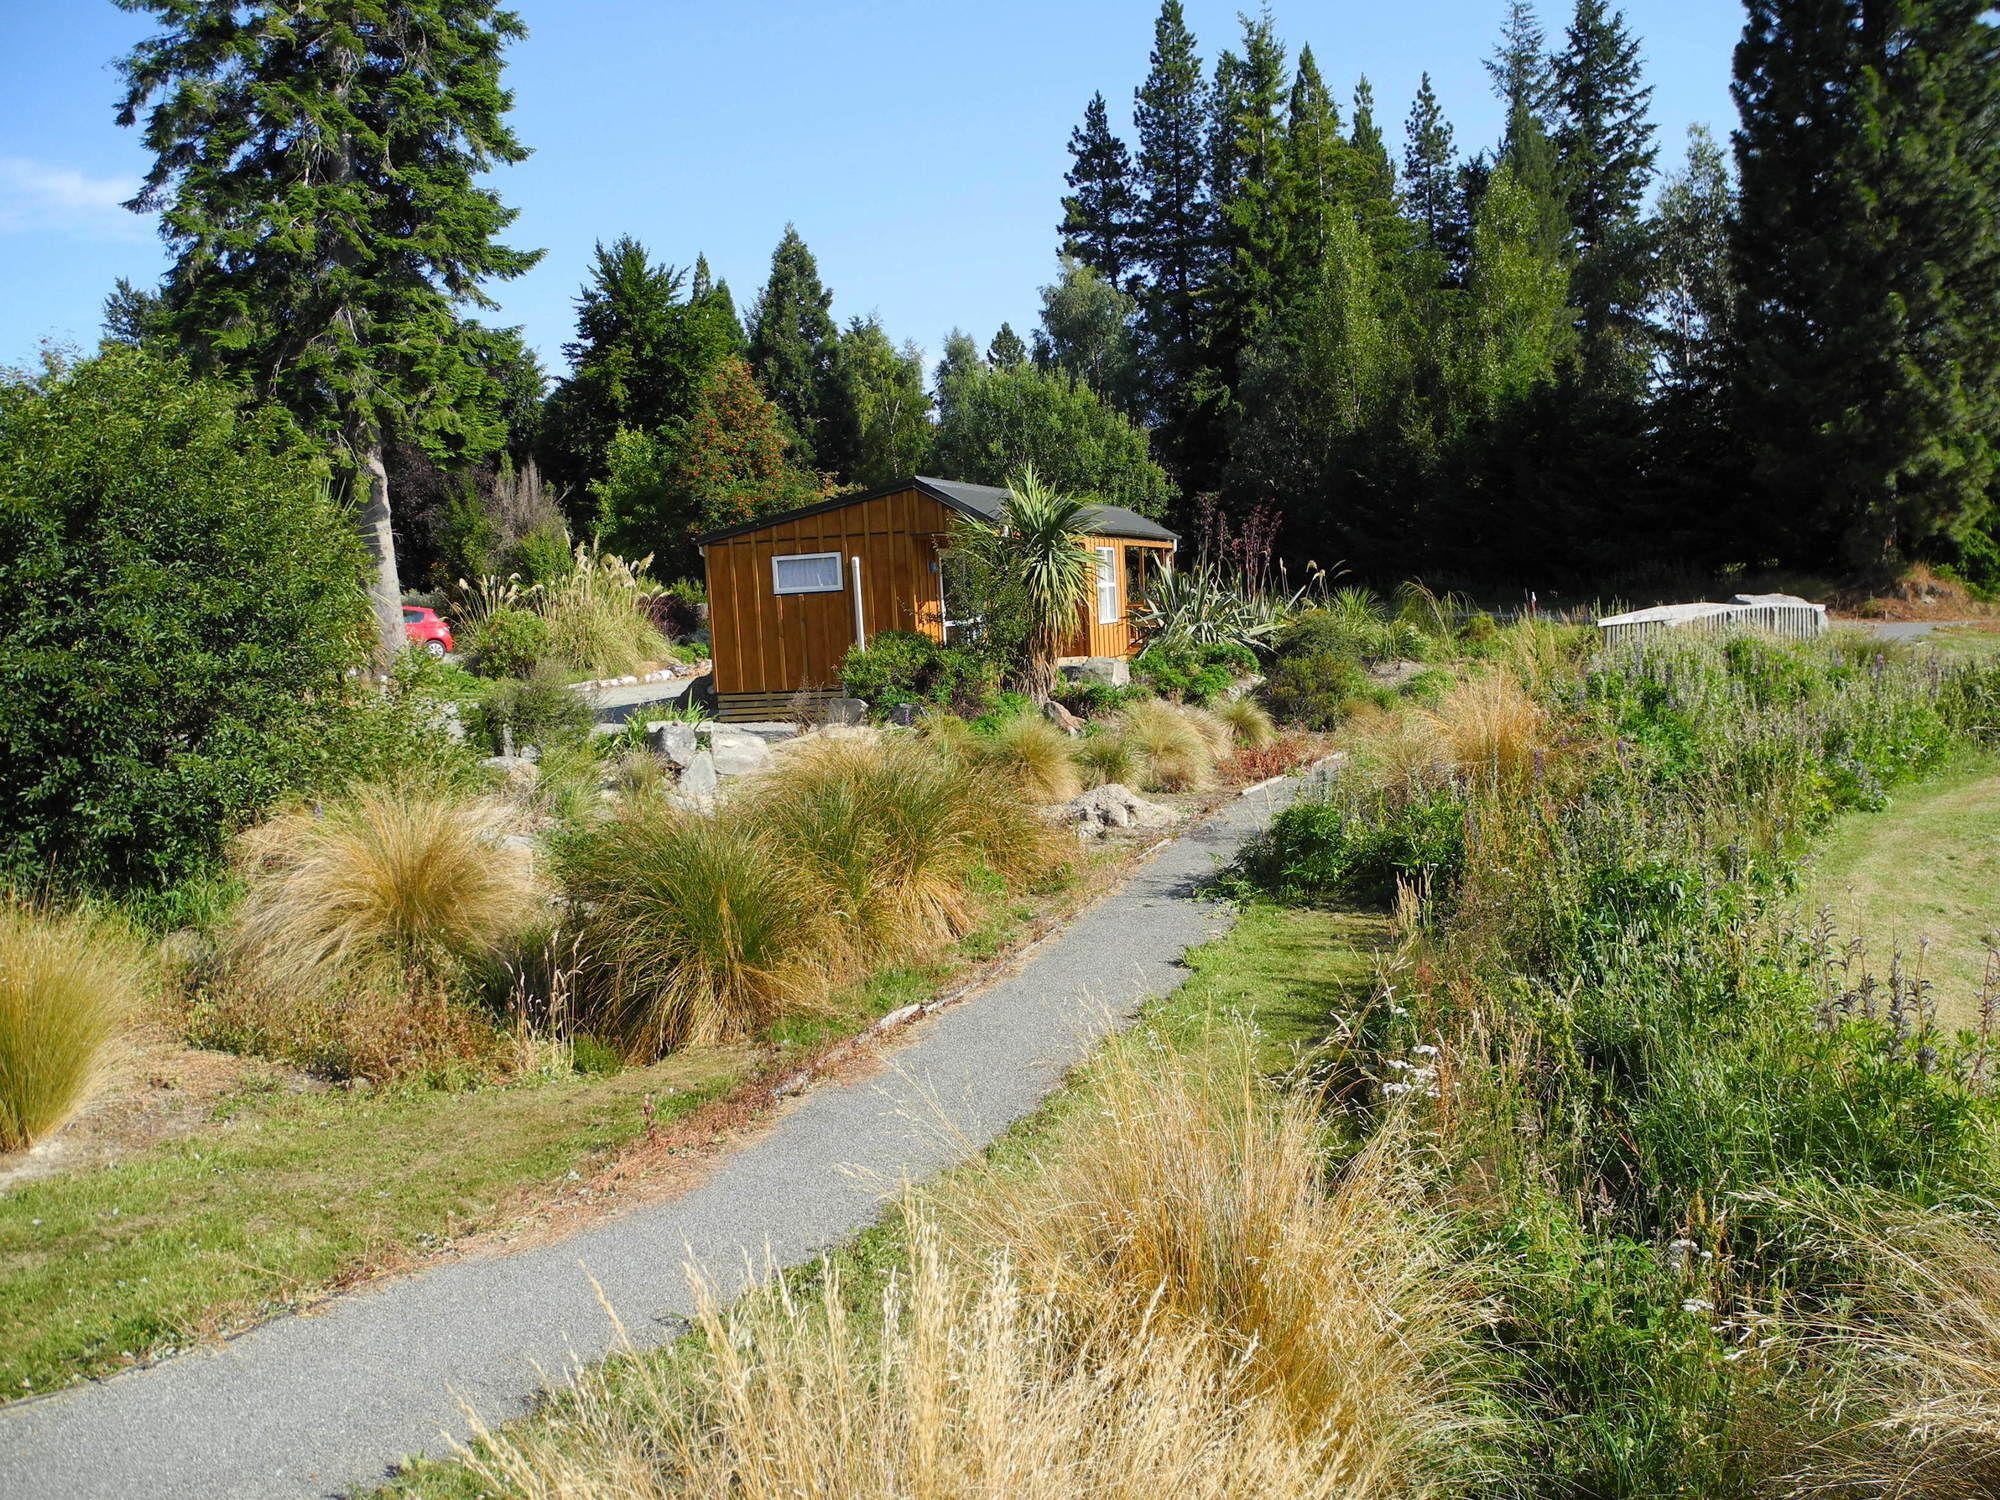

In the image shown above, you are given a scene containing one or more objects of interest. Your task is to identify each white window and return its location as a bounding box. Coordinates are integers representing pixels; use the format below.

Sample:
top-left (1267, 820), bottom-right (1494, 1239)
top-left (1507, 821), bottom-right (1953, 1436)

top-left (771, 551), bottom-right (844, 595)
top-left (1095, 546), bottom-right (1118, 625)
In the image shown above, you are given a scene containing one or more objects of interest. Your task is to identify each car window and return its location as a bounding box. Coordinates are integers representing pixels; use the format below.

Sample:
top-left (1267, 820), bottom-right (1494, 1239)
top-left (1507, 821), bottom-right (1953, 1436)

top-left (402, 609), bottom-right (422, 622)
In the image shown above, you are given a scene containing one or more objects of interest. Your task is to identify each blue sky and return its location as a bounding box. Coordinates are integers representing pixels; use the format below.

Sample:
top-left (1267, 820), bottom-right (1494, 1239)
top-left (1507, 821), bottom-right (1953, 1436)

top-left (0, 1), bottom-right (1745, 378)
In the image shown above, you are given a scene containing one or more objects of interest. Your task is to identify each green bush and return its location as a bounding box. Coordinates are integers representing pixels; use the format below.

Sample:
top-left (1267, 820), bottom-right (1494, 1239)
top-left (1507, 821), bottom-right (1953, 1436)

top-left (1263, 650), bottom-right (1369, 731)
top-left (466, 605), bottom-right (550, 678)
top-left (1052, 678), bottom-right (1141, 719)
top-left (838, 630), bottom-right (998, 716)
top-left (466, 669), bottom-right (596, 755)
top-left (0, 349), bottom-right (369, 887)
top-left (505, 523), bottom-right (575, 587)
top-left (1130, 639), bottom-right (1257, 705)
top-left (1252, 785), bottom-right (1467, 904)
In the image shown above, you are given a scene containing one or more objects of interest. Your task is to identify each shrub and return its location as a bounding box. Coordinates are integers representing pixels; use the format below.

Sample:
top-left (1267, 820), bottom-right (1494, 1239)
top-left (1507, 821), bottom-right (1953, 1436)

top-left (1253, 785), bottom-right (1467, 904)
top-left (1074, 731), bottom-right (1140, 788)
top-left (1214, 695), bottom-right (1277, 750)
top-left (213, 785), bottom-right (543, 1077)
top-left (559, 810), bottom-right (835, 1058)
top-left (1132, 639), bottom-right (1258, 705)
top-left (1120, 699), bottom-right (1215, 791)
top-left (838, 630), bottom-right (998, 716)
top-left (1262, 623), bottom-right (1371, 730)
top-left (466, 668), bottom-right (597, 755)
top-left (0, 348), bottom-right (368, 887)
top-left (977, 715), bottom-right (1082, 803)
top-left (0, 904), bottom-right (143, 1150)
top-left (1051, 678), bottom-right (1140, 720)
top-left (749, 736), bottom-right (1058, 959)
top-left (465, 605), bottom-right (550, 678)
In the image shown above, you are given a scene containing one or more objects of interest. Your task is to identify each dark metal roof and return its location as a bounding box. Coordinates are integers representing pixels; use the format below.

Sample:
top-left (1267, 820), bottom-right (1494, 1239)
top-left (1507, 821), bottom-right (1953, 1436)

top-left (694, 475), bottom-right (1179, 546)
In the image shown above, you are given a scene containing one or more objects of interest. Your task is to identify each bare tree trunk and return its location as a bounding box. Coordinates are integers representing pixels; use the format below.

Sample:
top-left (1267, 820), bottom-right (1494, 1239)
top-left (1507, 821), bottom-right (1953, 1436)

top-left (351, 416), bottom-right (403, 672)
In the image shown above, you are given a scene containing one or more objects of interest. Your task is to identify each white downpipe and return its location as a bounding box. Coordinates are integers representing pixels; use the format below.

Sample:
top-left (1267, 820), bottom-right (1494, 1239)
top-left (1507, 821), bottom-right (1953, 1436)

top-left (850, 555), bottom-right (866, 650)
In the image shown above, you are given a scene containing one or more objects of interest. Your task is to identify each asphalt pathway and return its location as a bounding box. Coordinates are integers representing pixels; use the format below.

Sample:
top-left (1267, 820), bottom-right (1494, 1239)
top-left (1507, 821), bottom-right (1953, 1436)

top-left (0, 773), bottom-right (1312, 1500)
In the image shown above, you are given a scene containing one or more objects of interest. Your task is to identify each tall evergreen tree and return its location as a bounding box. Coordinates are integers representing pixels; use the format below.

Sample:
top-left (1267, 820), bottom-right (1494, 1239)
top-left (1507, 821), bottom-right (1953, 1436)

top-left (1732, 0), bottom-right (2000, 568)
top-left (1280, 44), bottom-right (1351, 289)
top-left (746, 224), bottom-right (841, 470)
top-left (988, 322), bottom-right (1029, 369)
top-left (1210, 9), bottom-right (1291, 392)
top-left (1551, 0), bottom-right (1659, 352)
top-left (1403, 73), bottom-right (1462, 265)
top-left (114, 0), bottom-right (540, 666)
top-left (1347, 77), bottom-right (1406, 255)
top-left (1486, 0), bottom-right (1554, 124)
top-left (1130, 0), bottom-right (1216, 475)
top-left (1059, 92), bottom-right (1138, 286)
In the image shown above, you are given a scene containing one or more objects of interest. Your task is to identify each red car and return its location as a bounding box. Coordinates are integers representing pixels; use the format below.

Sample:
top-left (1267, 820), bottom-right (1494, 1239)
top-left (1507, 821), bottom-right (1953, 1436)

top-left (402, 606), bottom-right (454, 657)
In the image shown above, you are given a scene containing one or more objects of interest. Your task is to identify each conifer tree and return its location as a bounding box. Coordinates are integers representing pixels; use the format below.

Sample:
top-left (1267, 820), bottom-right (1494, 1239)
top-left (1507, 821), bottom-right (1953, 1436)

top-left (1346, 77), bottom-right (1406, 256)
top-left (1486, 0), bottom-right (1554, 125)
top-left (1281, 45), bottom-right (1349, 285)
top-left (1551, 0), bottom-right (1658, 351)
top-left (1403, 74), bottom-right (1462, 265)
top-left (1210, 10), bottom-right (1291, 389)
top-left (988, 322), bottom-right (1029, 369)
top-left (1059, 92), bottom-right (1138, 286)
top-left (1733, 0), bottom-right (2000, 567)
top-left (746, 224), bottom-right (841, 469)
top-left (115, 0), bottom-right (539, 666)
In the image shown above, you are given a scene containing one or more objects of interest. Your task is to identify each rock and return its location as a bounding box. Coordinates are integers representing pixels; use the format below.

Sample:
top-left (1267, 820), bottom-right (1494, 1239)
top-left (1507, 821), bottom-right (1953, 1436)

top-left (480, 755), bottom-right (539, 799)
top-left (670, 749), bottom-right (719, 810)
top-left (820, 696), bottom-right (869, 727)
top-left (1042, 699), bottom-right (1086, 736)
top-left (709, 729), bottom-right (774, 778)
top-left (1364, 659), bottom-right (1425, 689)
top-left (647, 721), bottom-right (699, 769)
top-left (498, 833), bottom-right (537, 856)
top-left (1064, 656), bottom-right (1131, 688)
top-left (720, 720), bottom-right (801, 746)
top-left (1055, 782), bottom-right (1177, 839)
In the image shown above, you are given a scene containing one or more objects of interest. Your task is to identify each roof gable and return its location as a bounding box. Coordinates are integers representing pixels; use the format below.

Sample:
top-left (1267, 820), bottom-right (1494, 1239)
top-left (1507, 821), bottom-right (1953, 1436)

top-left (695, 476), bottom-right (1177, 546)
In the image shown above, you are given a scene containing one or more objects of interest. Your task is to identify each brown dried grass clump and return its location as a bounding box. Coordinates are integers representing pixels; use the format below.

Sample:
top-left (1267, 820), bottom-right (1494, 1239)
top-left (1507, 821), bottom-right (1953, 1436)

top-left (0, 903), bottom-right (144, 1151)
top-left (1418, 672), bottom-right (1545, 783)
top-left (1121, 698), bottom-right (1215, 792)
top-left (977, 714), bottom-right (1083, 804)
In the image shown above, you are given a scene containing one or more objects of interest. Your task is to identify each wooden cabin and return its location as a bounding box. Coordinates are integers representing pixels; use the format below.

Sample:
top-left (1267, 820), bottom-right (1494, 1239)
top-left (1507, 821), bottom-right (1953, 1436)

top-left (697, 476), bottom-right (1178, 722)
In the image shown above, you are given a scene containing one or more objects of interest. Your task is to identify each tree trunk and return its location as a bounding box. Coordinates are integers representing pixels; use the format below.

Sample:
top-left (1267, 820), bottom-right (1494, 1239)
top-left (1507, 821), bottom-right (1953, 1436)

top-left (352, 418), bottom-right (404, 672)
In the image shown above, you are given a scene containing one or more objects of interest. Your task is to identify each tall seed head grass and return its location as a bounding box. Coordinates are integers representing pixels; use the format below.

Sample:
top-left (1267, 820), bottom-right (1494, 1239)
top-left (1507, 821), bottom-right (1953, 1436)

top-left (1121, 698), bottom-right (1215, 791)
top-left (560, 808), bottom-right (837, 1058)
top-left (1419, 671), bottom-right (1545, 783)
top-left (978, 714), bottom-right (1082, 803)
top-left (0, 904), bottom-right (143, 1152)
top-left (537, 542), bottom-right (671, 677)
top-left (226, 784), bottom-right (545, 1001)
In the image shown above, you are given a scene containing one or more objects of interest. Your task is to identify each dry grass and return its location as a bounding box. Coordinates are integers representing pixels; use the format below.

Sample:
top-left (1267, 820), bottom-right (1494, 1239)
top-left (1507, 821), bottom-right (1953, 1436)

top-left (978, 714), bottom-right (1083, 803)
top-left (1216, 694), bottom-right (1278, 750)
top-left (226, 784), bottom-right (544, 1001)
top-left (938, 1028), bottom-right (1487, 1483)
top-left (0, 904), bottom-right (144, 1152)
top-left (445, 1029), bottom-right (1487, 1499)
top-left (1181, 703), bottom-right (1237, 758)
top-left (748, 735), bottom-right (1063, 960)
top-left (1121, 698), bottom-right (1216, 792)
top-left (559, 807), bottom-right (838, 1059)
top-left (1417, 671), bottom-right (1545, 782)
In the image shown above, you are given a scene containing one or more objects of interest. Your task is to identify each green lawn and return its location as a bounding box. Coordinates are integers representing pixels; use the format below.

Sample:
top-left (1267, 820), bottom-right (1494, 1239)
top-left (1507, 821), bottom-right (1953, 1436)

top-left (382, 899), bottom-right (1390, 1497)
top-left (1812, 754), bottom-right (2000, 1030)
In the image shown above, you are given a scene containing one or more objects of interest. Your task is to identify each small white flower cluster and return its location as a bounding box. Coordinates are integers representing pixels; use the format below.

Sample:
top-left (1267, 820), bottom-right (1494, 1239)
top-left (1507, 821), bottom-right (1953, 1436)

top-left (1379, 1041), bottom-right (1444, 1101)
top-left (1664, 1236), bottom-right (1715, 1274)
top-left (1704, 1305), bottom-right (1780, 1362)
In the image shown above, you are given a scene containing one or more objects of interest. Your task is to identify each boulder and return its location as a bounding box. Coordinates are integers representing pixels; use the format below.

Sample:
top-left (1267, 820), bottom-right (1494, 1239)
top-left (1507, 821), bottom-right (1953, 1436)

top-left (725, 720), bottom-right (803, 746)
top-left (670, 749), bottom-right (719, 811)
top-left (708, 729), bottom-right (773, 778)
top-left (1055, 782), bottom-right (1177, 839)
top-left (480, 755), bottom-right (540, 799)
top-left (1064, 656), bottom-right (1131, 689)
top-left (1042, 699), bottom-right (1086, 736)
top-left (819, 696), bottom-right (869, 727)
top-left (647, 720), bottom-right (699, 769)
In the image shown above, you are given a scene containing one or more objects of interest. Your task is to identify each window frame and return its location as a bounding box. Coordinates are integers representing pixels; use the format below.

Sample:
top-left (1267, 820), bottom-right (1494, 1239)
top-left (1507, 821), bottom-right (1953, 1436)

top-left (1094, 545), bottom-right (1119, 625)
top-left (770, 550), bottom-right (846, 596)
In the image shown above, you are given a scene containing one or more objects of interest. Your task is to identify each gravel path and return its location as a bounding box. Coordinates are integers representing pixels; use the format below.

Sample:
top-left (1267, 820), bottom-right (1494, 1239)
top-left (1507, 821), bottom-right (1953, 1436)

top-left (0, 775), bottom-right (1310, 1500)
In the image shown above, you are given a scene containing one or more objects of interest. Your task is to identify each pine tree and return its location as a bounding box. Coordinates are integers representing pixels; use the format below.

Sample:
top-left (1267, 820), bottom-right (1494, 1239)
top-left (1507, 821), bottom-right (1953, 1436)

top-left (1210, 9), bottom-right (1291, 390)
top-left (1733, 0), bottom-right (2000, 567)
top-left (1403, 73), bottom-right (1461, 266)
top-left (1130, 0), bottom-right (1216, 474)
top-left (1551, 0), bottom-right (1658, 350)
top-left (746, 224), bottom-right (841, 469)
top-left (1281, 45), bottom-right (1350, 286)
top-left (1060, 92), bottom-right (1138, 286)
top-left (1347, 77), bottom-right (1406, 256)
top-left (115, 0), bottom-right (540, 666)
top-left (1500, 99), bottom-right (1571, 266)
top-left (988, 322), bottom-right (1029, 369)
top-left (1486, 0), bottom-right (1554, 125)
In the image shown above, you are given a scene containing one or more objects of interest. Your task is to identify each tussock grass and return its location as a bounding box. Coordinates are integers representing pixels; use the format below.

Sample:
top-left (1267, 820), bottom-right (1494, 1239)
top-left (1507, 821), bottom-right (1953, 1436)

top-left (538, 544), bottom-right (671, 677)
top-left (0, 904), bottom-right (143, 1152)
top-left (1216, 694), bottom-right (1277, 750)
top-left (1074, 731), bottom-right (1140, 788)
top-left (560, 809), bottom-right (837, 1059)
top-left (1121, 698), bottom-right (1215, 791)
top-left (1418, 671), bottom-right (1545, 782)
top-left (750, 736), bottom-right (1061, 960)
top-left (1180, 703), bottom-right (1236, 758)
top-left (977, 714), bottom-right (1082, 803)
top-left (226, 784), bottom-right (544, 1002)
top-left (939, 1029), bottom-right (1484, 1469)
